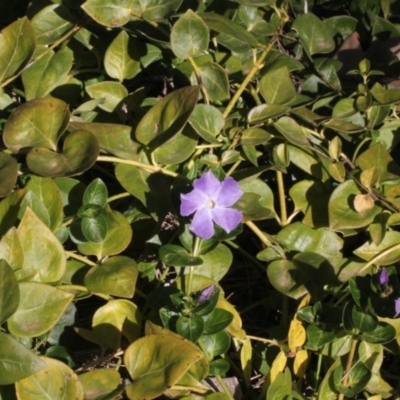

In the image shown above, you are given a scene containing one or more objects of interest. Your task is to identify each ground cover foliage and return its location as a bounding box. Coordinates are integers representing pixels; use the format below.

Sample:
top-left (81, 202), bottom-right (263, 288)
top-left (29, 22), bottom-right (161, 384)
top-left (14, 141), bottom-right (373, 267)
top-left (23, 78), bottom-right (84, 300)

top-left (1, 0), bottom-right (400, 398)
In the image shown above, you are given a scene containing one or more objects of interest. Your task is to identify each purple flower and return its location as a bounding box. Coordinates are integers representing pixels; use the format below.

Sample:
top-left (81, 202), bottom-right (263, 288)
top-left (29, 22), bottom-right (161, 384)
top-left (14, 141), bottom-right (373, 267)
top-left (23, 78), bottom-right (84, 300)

top-left (395, 298), bottom-right (400, 318)
top-left (378, 268), bottom-right (389, 286)
top-left (197, 284), bottom-right (216, 302)
top-left (180, 171), bottom-right (243, 239)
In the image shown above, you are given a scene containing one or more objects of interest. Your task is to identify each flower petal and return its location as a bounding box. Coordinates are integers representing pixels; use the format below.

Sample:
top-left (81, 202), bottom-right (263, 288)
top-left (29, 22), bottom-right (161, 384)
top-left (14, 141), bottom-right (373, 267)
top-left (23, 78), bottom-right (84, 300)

top-left (212, 207), bottom-right (242, 233)
top-left (180, 190), bottom-right (207, 216)
top-left (190, 207), bottom-right (214, 239)
top-left (378, 268), bottom-right (389, 286)
top-left (193, 171), bottom-right (221, 198)
top-left (217, 177), bottom-right (243, 207)
top-left (395, 298), bottom-right (400, 318)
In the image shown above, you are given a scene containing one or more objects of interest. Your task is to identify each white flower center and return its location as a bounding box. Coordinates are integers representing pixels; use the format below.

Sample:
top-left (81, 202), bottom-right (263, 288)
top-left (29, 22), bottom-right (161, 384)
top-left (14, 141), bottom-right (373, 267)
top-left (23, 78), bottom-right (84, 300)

top-left (206, 199), bottom-right (215, 208)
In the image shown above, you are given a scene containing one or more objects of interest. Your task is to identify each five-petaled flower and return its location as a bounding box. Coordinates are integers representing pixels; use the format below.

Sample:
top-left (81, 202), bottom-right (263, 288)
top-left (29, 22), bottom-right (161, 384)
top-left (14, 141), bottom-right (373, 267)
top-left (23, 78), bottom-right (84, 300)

top-left (180, 171), bottom-right (243, 239)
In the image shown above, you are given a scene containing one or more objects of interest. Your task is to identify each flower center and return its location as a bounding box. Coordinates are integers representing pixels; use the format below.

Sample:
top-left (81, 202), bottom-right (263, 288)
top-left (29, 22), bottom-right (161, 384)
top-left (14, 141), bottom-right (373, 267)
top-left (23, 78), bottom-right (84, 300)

top-left (206, 199), bottom-right (215, 209)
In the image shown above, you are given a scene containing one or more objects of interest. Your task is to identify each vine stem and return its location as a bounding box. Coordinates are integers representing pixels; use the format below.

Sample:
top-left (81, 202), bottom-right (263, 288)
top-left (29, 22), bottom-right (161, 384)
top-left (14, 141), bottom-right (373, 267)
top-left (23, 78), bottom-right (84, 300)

top-left (276, 170), bottom-right (287, 225)
top-left (222, 14), bottom-right (288, 119)
top-left (65, 251), bottom-right (96, 266)
top-left (338, 335), bottom-right (358, 400)
top-left (186, 236), bottom-right (202, 296)
top-left (187, 56), bottom-right (210, 105)
top-left (245, 220), bottom-right (272, 247)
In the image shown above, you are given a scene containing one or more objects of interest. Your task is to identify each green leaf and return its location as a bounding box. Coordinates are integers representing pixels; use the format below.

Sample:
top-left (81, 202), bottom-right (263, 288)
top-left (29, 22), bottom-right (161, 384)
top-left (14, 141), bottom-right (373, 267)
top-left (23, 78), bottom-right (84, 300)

top-left (81, 214), bottom-right (108, 243)
top-left (82, 0), bottom-right (135, 27)
top-left (26, 129), bottom-right (100, 177)
top-left (275, 116), bottom-right (311, 146)
top-left (199, 62), bottom-right (230, 102)
top-left (328, 180), bottom-right (381, 231)
top-left (140, 0), bottom-right (183, 22)
top-left (189, 104), bottom-right (224, 143)
top-left (200, 13), bottom-right (257, 53)
top-left (171, 10), bottom-right (209, 59)
top-left (240, 128), bottom-right (272, 146)
top-left (136, 86), bottom-right (200, 146)
top-left (0, 260), bottom-right (19, 324)
top-left (198, 330), bottom-right (230, 359)
top-left (247, 104), bottom-right (290, 124)
top-left (78, 209), bottom-right (132, 259)
top-left (267, 367), bottom-right (292, 399)
top-left (17, 208), bottom-right (66, 283)
top-left (8, 282), bottom-right (74, 337)
top-left (202, 308), bottom-right (233, 335)
top-left (159, 244), bottom-right (203, 267)
top-left (22, 47), bottom-right (73, 100)
top-left (15, 357), bottom-right (83, 400)
top-left (0, 189), bottom-right (26, 237)
top-left (260, 67), bottom-right (296, 105)
top-left (84, 256), bottom-right (139, 298)
top-left (104, 30), bottom-right (141, 81)
top-left (0, 227), bottom-right (24, 271)
top-left (3, 98), bottom-right (70, 153)
top-left (176, 316), bottom-right (204, 342)
top-left (86, 81), bottom-right (128, 112)
top-left (31, 4), bottom-right (75, 46)
top-left (292, 13), bottom-right (335, 56)
top-left (124, 334), bottom-right (204, 399)
top-left (370, 82), bottom-right (400, 105)
top-left (0, 332), bottom-right (46, 385)
top-left (83, 178), bottom-right (108, 207)
top-left (0, 17), bottom-right (35, 84)
top-left (351, 305), bottom-right (378, 333)
top-left (359, 322), bottom-right (396, 344)
top-left (0, 152), bottom-right (18, 198)
top-left (79, 369), bottom-right (122, 400)
top-left (306, 325), bottom-right (335, 350)
top-left (347, 361), bottom-right (371, 394)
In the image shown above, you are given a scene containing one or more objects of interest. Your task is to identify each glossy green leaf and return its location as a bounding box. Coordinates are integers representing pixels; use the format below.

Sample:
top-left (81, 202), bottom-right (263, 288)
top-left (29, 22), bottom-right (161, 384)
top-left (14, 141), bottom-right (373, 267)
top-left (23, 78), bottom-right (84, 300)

top-left (140, 0), bottom-right (182, 22)
top-left (329, 180), bottom-right (381, 231)
top-left (136, 86), bottom-right (200, 146)
top-left (0, 152), bottom-right (17, 198)
top-left (81, 214), bottom-right (108, 243)
top-left (0, 227), bottom-right (24, 271)
top-left (202, 308), bottom-right (233, 335)
top-left (85, 256), bottom-right (139, 298)
top-left (68, 121), bottom-right (140, 160)
top-left (105, 30), bottom-right (140, 81)
top-left (22, 47), bottom-right (73, 100)
top-left (359, 322), bottom-right (396, 344)
top-left (260, 67), bottom-right (296, 105)
top-left (124, 334), bottom-right (204, 399)
top-left (17, 208), bottom-right (66, 283)
top-left (199, 62), bottom-right (229, 102)
top-left (0, 332), bottom-right (46, 385)
top-left (0, 260), bottom-right (19, 324)
top-left (176, 316), bottom-right (204, 342)
top-left (83, 178), bottom-right (108, 207)
top-left (293, 13), bottom-right (335, 56)
top-left (86, 81), bottom-right (128, 112)
top-left (27, 129), bottom-right (100, 177)
top-left (189, 104), bottom-right (224, 143)
top-left (351, 305), bottom-right (378, 333)
top-left (353, 231), bottom-right (400, 266)
top-left (306, 325), bottom-right (335, 350)
top-left (347, 361), bottom-right (371, 394)
top-left (78, 209), bottom-right (132, 259)
top-left (82, 0), bottom-right (134, 27)
top-left (15, 357), bottom-right (83, 400)
top-left (79, 369), bottom-right (122, 400)
top-left (370, 82), bottom-right (400, 105)
top-left (240, 128), bottom-right (271, 146)
top-left (247, 104), bottom-right (290, 124)
top-left (198, 330), bottom-right (231, 359)
top-left (208, 358), bottom-right (230, 376)
top-left (3, 98), bottom-right (70, 153)
top-left (171, 10), bottom-right (209, 59)
top-left (8, 282), bottom-right (73, 337)
top-left (0, 17), bottom-right (35, 84)
top-left (31, 4), bottom-right (75, 45)
top-left (159, 244), bottom-right (203, 267)
top-left (274, 116), bottom-right (310, 146)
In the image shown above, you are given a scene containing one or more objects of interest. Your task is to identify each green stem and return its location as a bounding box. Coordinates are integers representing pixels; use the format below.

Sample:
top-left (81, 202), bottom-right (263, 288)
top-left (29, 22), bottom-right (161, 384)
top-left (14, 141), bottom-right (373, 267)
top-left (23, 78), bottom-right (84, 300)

top-left (188, 56), bottom-right (210, 105)
top-left (222, 15), bottom-right (288, 119)
top-left (186, 236), bottom-right (202, 296)
top-left (312, 352), bottom-right (323, 399)
top-left (107, 192), bottom-right (131, 203)
top-left (276, 171), bottom-right (287, 225)
top-left (359, 242), bottom-right (400, 274)
top-left (215, 375), bottom-right (235, 400)
top-left (65, 251), bottom-right (96, 266)
top-left (245, 220), bottom-right (272, 247)
top-left (246, 335), bottom-right (280, 346)
top-left (338, 335), bottom-right (358, 400)
top-left (1, 24), bottom-right (80, 88)
top-left (226, 160), bottom-right (242, 176)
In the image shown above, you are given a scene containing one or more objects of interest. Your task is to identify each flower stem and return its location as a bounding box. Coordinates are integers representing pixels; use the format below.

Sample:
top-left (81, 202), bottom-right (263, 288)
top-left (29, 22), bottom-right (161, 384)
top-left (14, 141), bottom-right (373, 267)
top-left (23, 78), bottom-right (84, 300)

top-left (276, 171), bottom-right (287, 225)
top-left (65, 251), bottom-right (96, 266)
top-left (338, 335), bottom-right (358, 400)
top-left (186, 236), bottom-right (202, 296)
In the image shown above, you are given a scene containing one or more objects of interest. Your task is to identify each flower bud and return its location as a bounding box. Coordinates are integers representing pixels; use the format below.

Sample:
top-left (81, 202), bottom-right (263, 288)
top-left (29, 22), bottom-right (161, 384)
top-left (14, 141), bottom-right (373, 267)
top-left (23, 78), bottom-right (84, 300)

top-left (377, 268), bottom-right (389, 286)
top-left (196, 284), bottom-right (215, 302)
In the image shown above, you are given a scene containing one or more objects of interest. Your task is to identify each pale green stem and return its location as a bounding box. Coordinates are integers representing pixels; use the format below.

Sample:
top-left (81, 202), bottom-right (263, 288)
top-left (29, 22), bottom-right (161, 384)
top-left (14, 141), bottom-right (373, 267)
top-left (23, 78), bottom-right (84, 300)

top-left (186, 236), bottom-right (202, 296)
top-left (338, 335), bottom-right (358, 400)
top-left (170, 385), bottom-right (210, 394)
top-left (276, 170), bottom-right (287, 225)
top-left (222, 14), bottom-right (288, 119)
top-left (188, 56), bottom-right (210, 105)
top-left (1, 25), bottom-right (80, 88)
top-left (246, 335), bottom-right (280, 346)
top-left (65, 251), bottom-right (97, 266)
top-left (245, 220), bottom-right (272, 247)
top-left (312, 352), bottom-right (323, 399)
top-left (226, 160), bottom-right (242, 176)
top-left (107, 192), bottom-right (131, 203)
top-left (359, 243), bottom-right (400, 274)
top-left (59, 284), bottom-right (111, 301)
